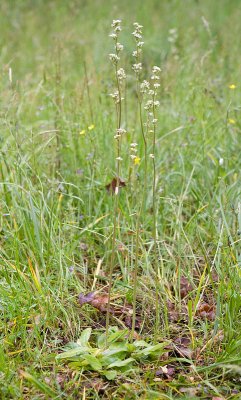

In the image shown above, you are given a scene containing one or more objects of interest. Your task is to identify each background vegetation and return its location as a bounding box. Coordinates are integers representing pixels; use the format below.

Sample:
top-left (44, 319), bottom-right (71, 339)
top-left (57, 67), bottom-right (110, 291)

top-left (0, 0), bottom-right (241, 398)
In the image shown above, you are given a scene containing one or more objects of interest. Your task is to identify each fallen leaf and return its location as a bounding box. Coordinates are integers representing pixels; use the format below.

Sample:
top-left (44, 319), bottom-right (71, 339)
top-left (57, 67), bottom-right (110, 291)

top-left (166, 300), bottom-right (188, 323)
top-left (166, 336), bottom-right (193, 360)
top-left (180, 387), bottom-right (198, 396)
top-left (156, 365), bottom-right (175, 380)
top-left (212, 397), bottom-right (225, 400)
top-left (78, 292), bottom-right (141, 329)
top-left (197, 302), bottom-right (216, 321)
top-left (106, 177), bottom-right (126, 194)
top-left (79, 292), bottom-right (110, 312)
top-left (180, 276), bottom-right (193, 298)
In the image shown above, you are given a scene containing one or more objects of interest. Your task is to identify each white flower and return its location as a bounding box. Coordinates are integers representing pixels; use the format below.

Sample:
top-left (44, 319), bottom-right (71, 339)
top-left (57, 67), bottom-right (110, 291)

top-left (117, 68), bottom-right (126, 80)
top-left (132, 63), bottom-right (142, 73)
top-left (151, 74), bottom-right (160, 80)
top-left (149, 154), bottom-right (155, 158)
top-left (110, 91), bottom-right (123, 104)
top-left (132, 50), bottom-right (138, 58)
top-left (152, 66), bottom-right (161, 73)
top-left (132, 32), bottom-right (142, 40)
top-left (144, 100), bottom-right (153, 110)
top-left (154, 83), bottom-right (160, 88)
top-left (219, 158), bottom-right (224, 166)
top-left (116, 128), bottom-right (127, 135)
top-left (109, 33), bottom-right (117, 39)
top-left (140, 80), bottom-right (150, 93)
top-left (130, 142), bottom-right (138, 147)
top-left (111, 19), bottom-right (122, 27)
top-left (116, 42), bottom-right (124, 52)
top-left (109, 53), bottom-right (120, 64)
top-left (116, 157), bottom-right (123, 161)
top-left (133, 22), bottom-right (143, 30)
top-left (137, 41), bottom-right (144, 47)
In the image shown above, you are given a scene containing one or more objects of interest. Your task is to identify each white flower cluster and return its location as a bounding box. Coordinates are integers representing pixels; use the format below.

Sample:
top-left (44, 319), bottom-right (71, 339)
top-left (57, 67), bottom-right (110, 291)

top-left (117, 68), bottom-right (126, 81)
top-left (109, 19), bottom-right (124, 64)
top-left (132, 22), bottom-right (143, 44)
top-left (110, 90), bottom-right (123, 104)
top-left (130, 142), bottom-right (138, 156)
top-left (168, 28), bottom-right (179, 59)
top-left (111, 19), bottom-right (122, 32)
top-left (132, 63), bottom-right (142, 74)
top-left (144, 99), bottom-right (160, 110)
top-left (116, 42), bottom-right (123, 52)
top-left (140, 80), bottom-right (150, 93)
top-left (168, 28), bottom-right (178, 44)
top-left (151, 66), bottom-right (161, 81)
top-left (109, 53), bottom-right (120, 64)
top-left (109, 19), bottom-right (126, 92)
top-left (132, 22), bottom-right (145, 79)
top-left (114, 128), bottom-right (127, 140)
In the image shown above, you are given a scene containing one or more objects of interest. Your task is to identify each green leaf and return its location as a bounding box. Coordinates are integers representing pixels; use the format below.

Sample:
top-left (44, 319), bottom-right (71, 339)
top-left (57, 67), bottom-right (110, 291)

top-left (107, 357), bottom-right (135, 369)
top-left (133, 340), bottom-right (148, 348)
top-left (97, 328), bottom-right (128, 348)
top-left (135, 342), bottom-right (167, 357)
top-left (20, 371), bottom-right (56, 398)
top-left (102, 370), bottom-right (117, 380)
top-left (102, 343), bottom-right (128, 356)
top-left (56, 346), bottom-right (89, 360)
top-left (82, 354), bottom-right (102, 371)
top-left (77, 328), bottom-right (92, 346)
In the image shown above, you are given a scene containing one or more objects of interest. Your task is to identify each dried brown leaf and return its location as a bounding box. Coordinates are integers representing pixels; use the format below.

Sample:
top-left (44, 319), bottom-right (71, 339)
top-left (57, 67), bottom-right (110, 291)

top-left (106, 177), bottom-right (126, 194)
top-left (197, 302), bottom-right (216, 321)
top-left (78, 292), bottom-right (141, 329)
top-left (180, 276), bottom-right (193, 298)
top-left (156, 365), bottom-right (175, 380)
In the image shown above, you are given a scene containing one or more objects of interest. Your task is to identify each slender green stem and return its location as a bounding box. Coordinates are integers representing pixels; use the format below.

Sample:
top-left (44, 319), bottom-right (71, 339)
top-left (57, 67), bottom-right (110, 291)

top-left (106, 37), bottom-right (122, 345)
top-left (152, 93), bottom-right (160, 340)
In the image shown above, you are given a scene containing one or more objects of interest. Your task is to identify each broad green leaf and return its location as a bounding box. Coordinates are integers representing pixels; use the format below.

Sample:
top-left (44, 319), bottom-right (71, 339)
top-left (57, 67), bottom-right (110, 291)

top-left (102, 370), bottom-right (117, 380)
top-left (108, 329), bottom-right (129, 344)
top-left (133, 340), bottom-right (149, 348)
top-left (102, 342), bottom-right (128, 355)
top-left (107, 357), bottom-right (135, 369)
top-left (56, 346), bottom-right (89, 360)
top-left (135, 342), bottom-right (168, 357)
top-left (77, 328), bottom-right (92, 347)
top-left (82, 354), bottom-right (102, 371)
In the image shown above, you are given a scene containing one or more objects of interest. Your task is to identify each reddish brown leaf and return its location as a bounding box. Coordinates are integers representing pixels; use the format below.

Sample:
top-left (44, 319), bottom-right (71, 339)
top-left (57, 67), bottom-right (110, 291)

top-left (79, 292), bottom-right (110, 312)
top-left (106, 177), bottom-right (126, 194)
top-left (197, 302), bottom-right (216, 321)
top-left (174, 336), bottom-right (193, 359)
top-left (180, 276), bottom-right (193, 298)
top-left (156, 365), bottom-right (175, 380)
top-left (78, 292), bottom-right (141, 329)
top-left (167, 300), bottom-right (180, 322)
top-left (212, 397), bottom-right (225, 400)
top-left (167, 300), bottom-right (188, 323)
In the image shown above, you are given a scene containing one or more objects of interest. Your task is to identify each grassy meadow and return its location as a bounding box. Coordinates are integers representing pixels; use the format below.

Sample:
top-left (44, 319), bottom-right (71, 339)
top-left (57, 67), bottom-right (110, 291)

top-left (1, 0), bottom-right (241, 398)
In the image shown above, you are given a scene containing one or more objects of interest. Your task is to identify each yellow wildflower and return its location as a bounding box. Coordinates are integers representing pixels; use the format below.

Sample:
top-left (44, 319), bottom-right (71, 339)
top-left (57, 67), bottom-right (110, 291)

top-left (229, 84), bottom-right (236, 89)
top-left (88, 124), bottom-right (95, 131)
top-left (134, 156), bottom-right (141, 165)
top-left (79, 129), bottom-right (86, 135)
top-left (228, 118), bottom-right (236, 124)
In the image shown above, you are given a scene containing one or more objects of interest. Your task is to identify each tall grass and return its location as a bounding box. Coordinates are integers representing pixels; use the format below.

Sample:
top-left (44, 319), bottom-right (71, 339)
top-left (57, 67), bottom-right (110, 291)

top-left (1, 0), bottom-right (241, 398)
